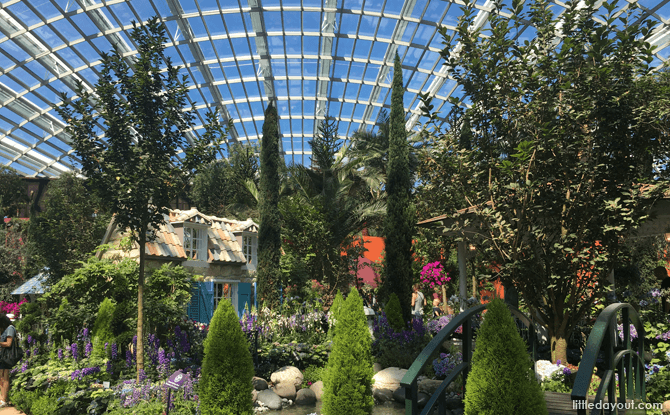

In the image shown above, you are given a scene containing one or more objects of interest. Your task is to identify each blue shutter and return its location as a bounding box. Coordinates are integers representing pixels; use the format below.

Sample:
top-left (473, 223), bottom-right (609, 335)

top-left (187, 282), bottom-right (200, 322)
top-left (199, 281), bottom-right (214, 325)
top-left (237, 283), bottom-right (251, 317)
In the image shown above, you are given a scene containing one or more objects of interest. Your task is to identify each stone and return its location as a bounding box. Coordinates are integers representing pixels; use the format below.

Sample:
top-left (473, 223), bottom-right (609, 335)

top-left (663, 400), bottom-right (670, 414)
top-left (372, 367), bottom-right (407, 391)
top-left (310, 381), bottom-right (324, 400)
top-left (392, 386), bottom-right (406, 404)
top-left (251, 389), bottom-right (258, 402)
top-left (252, 376), bottom-right (268, 391)
top-left (271, 365), bottom-right (304, 389)
top-left (257, 389), bottom-right (283, 410)
top-left (445, 397), bottom-right (463, 410)
top-left (373, 362), bottom-right (383, 373)
top-left (417, 392), bottom-right (429, 407)
top-left (273, 382), bottom-right (297, 400)
top-left (373, 388), bottom-right (394, 403)
top-left (295, 388), bottom-right (317, 405)
top-left (535, 359), bottom-right (564, 382)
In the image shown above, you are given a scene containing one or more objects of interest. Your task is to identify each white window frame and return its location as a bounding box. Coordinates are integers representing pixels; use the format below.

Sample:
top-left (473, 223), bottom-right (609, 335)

top-left (242, 233), bottom-right (258, 270)
top-left (184, 225), bottom-right (208, 261)
top-left (212, 281), bottom-right (238, 315)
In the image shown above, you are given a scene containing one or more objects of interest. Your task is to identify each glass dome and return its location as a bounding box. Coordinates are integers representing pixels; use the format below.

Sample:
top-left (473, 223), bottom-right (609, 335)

top-left (1, 0), bottom-right (669, 176)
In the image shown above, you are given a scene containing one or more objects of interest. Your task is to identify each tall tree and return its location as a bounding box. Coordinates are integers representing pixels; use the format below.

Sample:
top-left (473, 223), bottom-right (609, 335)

top-left (257, 103), bottom-right (282, 308)
top-left (423, 0), bottom-right (670, 363)
top-left (56, 17), bottom-right (223, 379)
top-left (0, 167), bottom-right (28, 220)
top-left (29, 173), bottom-right (111, 283)
top-left (190, 143), bottom-right (259, 219)
top-left (382, 53), bottom-right (416, 322)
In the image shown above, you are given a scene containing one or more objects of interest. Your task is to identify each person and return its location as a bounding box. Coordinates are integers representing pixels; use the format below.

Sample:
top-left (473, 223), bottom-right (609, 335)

top-left (0, 314), bottom-right (15, 408)
top-left (432, 293), bottom-right (442, 317)
top-left (655, 266), bottom-right (670, 314)
top-left (411, 284), bottom-right (426, 318)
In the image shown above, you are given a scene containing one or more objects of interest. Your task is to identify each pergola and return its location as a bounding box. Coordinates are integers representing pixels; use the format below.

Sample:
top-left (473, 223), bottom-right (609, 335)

top-left (1, 0), bottom-right (670, 177)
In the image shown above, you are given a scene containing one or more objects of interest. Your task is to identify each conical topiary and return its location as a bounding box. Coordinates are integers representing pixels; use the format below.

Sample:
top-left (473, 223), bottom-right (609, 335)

top-left (322, 289), bottom-right (374, 415)
top-left (200, 299), bottom-right (254, 415)
top-left (92, 298), bottom-right (116, 359)
top-left (328, 290), bottom-right (344, 340)
top-left (463, 298), bottom-right (547, 415)
top-left (384, 292), bottom-right (404, 331)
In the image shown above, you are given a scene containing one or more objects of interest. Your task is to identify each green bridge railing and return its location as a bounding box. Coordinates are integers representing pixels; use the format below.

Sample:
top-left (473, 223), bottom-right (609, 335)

top-left (399, 303), bottom-right (538, 415)
top-left (571, 303), bottom-right (646, 415)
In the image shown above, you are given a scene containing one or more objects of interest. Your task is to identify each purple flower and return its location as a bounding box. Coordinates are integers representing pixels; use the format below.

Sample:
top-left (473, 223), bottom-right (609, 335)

top-left (106, 361), bottom-right (113, 374)
top-left (126, 350), bottom-right (133, 367)
top-left (85, 342), bottom-right (92, 358)
top-left (139, 369), bottom-right (146, 382)
top-left (57, 348), bottom-right (63, 360)
top-left (111, 343), bottom-right (118, 360)
top-left (71, 343), bottom-right (78, 361)
top-left (563, 367), bottom-right (572, 375)
top-left (26, 335), bottom-right (33, 344)
top-left (556, 360), bottom-right (561, 365)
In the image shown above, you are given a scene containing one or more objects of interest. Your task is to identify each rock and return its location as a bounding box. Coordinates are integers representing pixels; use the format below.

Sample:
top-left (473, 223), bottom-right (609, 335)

top-left (392, 386), bottom-right (406, 404)
top-left (310, 381), bottom-right (324, 400)
top-left (252, 389), bottom-right (258, 402)
top-left (257, 389), bottom-right (283, 410)
top-left (252, 377), bottom-right (268, 391)
top-left (446, 397), bottom-right (463, 410)
top-left (451, 408), bottom-right (465, 415)
top-left (273, 382), bottom-right (297, 400)
top-left (417, 392), bottom-right (429, 407)
top-left (418, 379), bottom-right (442, 396)
top-left (373, 388), bottom-right (394, 403)
top-left (535, 359), bottom-right (565, 382)
top-left (663, 400), bottom-right (670, 414)
top-left (372, 367), bottom-right (407, 391)
top-left (271, 366), bottom-right (304, 389)
top-left (373, 362), bottom-right (383, 373)
top-left (295, 388), bottom-right (317, 405)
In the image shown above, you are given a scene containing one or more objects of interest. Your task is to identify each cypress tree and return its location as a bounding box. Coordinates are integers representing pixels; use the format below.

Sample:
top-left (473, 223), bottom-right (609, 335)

top-left (322, 289), bottom-right (374, 415)
top-left (383, 293), bottom-right (404, 331)
top-left (382, 53), bottom-right (415, 322)
top-left (463, 298), bottom-right (547, 415)
top-left (257, 103), bottom-right (282, 308)
top-left (92, 298), bottom-right (116, 359)
top-left (200, 299), bottom-right (254, 415)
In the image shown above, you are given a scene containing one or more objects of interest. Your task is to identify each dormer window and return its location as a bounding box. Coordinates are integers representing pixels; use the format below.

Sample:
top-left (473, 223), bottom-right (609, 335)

top-left (242, 234), bottom-right (257, 268)
top-left (184, 226), bottom-right (207, 261)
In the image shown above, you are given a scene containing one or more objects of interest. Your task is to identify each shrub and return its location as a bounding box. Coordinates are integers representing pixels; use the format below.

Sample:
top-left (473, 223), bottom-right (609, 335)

top-left (200, 299), bottom-right (254, 415)
top-left (372, 314), bottom-right (431, 369)
top-left (464, 298), bottom-right (547, 415)
top-left (92, 298), bottom-right (116, 358)
top-left (384, 293), bottom-right (404, 331)
top-left (322, 289), bottom-right (374, 415)
top-left (328, 290), bottom-right (344, 339)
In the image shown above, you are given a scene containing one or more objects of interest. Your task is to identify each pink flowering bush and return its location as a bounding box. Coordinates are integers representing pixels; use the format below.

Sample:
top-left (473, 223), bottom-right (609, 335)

top-left (0, 298), bottom-right (27, 315)
top-left (420, 261), bottom-right (451, 289)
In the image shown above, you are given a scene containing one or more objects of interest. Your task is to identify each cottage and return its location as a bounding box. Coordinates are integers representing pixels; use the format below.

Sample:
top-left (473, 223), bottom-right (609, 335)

top-left (99, 208), bottom-right (258, 323)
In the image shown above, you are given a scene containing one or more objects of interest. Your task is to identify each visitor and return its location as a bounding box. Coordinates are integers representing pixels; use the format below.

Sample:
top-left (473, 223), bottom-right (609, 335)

top-left (0, 314), bottom-right (16, 408)
top-left (655, 266), bottom-right (670, 314)
top-left (411, 284), bottom-right (426, 319)
top-left (432, 293), bottom-right (442, 317)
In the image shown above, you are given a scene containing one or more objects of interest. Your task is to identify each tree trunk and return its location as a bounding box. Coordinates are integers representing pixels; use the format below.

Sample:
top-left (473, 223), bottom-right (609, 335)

top-left (136, 225), bottom-right (146, 381)
top-left (550, 325), bottom-right (568, 364)
top-left (441, 285), bottom-right (449, 315)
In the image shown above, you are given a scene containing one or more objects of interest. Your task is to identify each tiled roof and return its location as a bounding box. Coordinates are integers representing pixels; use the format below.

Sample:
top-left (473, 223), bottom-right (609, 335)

top-left (102, 208), bottom-right (250, 264)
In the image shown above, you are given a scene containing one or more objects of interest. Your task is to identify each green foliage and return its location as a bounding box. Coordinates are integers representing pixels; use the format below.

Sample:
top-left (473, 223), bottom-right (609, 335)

top-left (384, 293), bottom-right (405, 331)
top-left (144, 264), bottom-right (194, 337)
top-left (17, 302), bottom-right (43, 343)
top-left (190, 143), bottom-right (259, 219)
top-left (464, 298), bottom-right (547, 415)
top-left (0, 165), bottom-right (28, 219)
top-left (258, 103), bottom-right (282, 308)
top-left (28, 173), bottom-right (110, 283)
top-left (200, 299), bottom-right (254, 415)
top-left (0, 219), bottom-right (39, 284)
top-left (322, 289), bottom-right (374, 415)
top-left (309, 116), bottom-right (341, 171)
top-left (540, 371), bottom-right (572, 393)
top-left (92, 298), bottom-right (116, 358)
top-left (302, 365), bottom-right (328, 388)
top-left (383, 53), bottom-right (415, 322)
top-left (421, 0), bottom-right (670, 364)
top-left (646, 366), bottom-right (670, 403)
top-left (328, 290), bottom-right (344, 340)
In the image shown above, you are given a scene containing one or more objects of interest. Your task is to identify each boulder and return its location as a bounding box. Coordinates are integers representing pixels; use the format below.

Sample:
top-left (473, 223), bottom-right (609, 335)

top-left (257, 389), bottom-right (283, 410)
top-left (251, 389), bottom-right (258, 402)
top-left (535, 359), bottom-right (564, 382)
top-left (310, 380), bottom-right (324, 400)
top-left (252, 376), bottom-right (268, 391)
top-left (373, 388), bottom-right (394, 403)
top-left (373, 362), bottom-right (383, 373)
top-left (295, 388), bottom-right (317, 405)
top-left (372, 367), bottom-right (407, 391)
top-left (418, 378), bottom-right (460, 396)
top-left (663, 400), bottom-right (670, 414)
top-left (392, 386), bottom-right (406, 404)
top-left (417, 392), bottom-right (429, 407)
top-left (271, 365), bottom-right (304, 389)
top-left (273, 382), bottom-right (297, 400)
